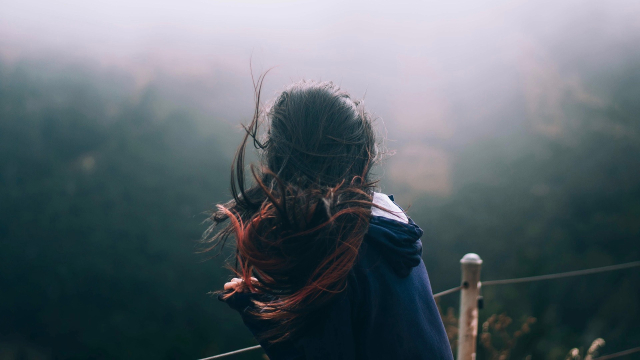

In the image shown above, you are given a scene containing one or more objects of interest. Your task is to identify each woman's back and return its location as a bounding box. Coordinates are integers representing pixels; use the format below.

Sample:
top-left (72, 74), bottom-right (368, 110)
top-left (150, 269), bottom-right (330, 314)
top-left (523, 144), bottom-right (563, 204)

top-left (208, 80), bottom-right (453, 359)
top-left (222, 194), bottom-right (453, 360)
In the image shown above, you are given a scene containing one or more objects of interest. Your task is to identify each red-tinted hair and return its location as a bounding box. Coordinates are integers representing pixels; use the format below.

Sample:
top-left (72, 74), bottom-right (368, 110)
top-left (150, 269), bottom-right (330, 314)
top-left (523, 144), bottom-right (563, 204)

top-left (204, 77), bottom-right (382, 342)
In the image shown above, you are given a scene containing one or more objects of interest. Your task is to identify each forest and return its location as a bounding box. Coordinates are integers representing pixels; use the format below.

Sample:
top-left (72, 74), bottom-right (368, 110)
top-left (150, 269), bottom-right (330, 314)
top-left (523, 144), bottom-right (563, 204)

top-left (1, 57), bottom-right (639, 359)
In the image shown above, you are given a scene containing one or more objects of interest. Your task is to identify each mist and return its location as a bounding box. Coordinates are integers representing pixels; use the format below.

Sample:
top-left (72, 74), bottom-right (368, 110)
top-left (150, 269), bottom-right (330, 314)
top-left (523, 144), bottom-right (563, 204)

top-left (3, 0), bottom-right (639, 197)
top-left (2, 1), bottom-right (640, 358)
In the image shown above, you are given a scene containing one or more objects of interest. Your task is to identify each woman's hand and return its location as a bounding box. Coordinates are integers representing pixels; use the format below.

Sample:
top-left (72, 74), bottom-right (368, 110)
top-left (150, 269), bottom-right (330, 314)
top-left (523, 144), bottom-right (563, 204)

top-left (224, 277), bottom-right (258, 292)
top-left (219, 277), bottom-right (259, 311)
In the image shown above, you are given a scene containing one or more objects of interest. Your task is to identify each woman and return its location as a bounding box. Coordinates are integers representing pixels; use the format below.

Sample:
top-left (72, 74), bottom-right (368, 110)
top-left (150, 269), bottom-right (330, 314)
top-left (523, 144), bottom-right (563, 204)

top-left (206, 79), bottom-right (453, 360)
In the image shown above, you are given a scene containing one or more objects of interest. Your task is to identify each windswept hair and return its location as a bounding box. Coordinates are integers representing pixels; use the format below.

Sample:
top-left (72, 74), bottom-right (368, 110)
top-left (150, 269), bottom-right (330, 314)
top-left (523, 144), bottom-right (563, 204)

top-left (204, 76), bottom-right (383, 342)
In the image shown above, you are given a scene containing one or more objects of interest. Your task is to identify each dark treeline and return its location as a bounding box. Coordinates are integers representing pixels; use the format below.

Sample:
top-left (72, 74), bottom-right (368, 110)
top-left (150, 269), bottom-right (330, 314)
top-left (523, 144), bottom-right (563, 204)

top-left (0, 59), bottom-right (639, 359)
top-left (0, 61), bottom-right (254, 359)
top-left (416, 61), bottom-right (640, 358)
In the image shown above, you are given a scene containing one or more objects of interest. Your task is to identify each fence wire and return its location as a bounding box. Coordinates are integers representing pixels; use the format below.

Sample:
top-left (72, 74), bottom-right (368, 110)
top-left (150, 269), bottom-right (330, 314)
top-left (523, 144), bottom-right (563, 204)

top-left (592, 346), bottom-right (640, 360)
top-left (201, 260), bottom-right (640, 359)
top-left (482, 261), bottom-right (640, 287)
top-left (433, 286), bottom-right (462, 298)
top-left (198, 345), bottom-right (262, 360)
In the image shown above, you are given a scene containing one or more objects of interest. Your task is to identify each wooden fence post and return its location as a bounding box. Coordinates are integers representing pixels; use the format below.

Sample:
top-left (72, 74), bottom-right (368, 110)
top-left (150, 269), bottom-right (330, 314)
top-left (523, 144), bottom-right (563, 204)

top-left (457, 253), bottom-right (483, 360)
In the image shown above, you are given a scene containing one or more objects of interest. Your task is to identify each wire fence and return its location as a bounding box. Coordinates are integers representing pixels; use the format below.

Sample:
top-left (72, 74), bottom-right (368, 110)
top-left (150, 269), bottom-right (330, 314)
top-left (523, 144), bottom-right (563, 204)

top-left (199, 345), bottom-right (262, 360)
top-left (433, 285), bottom-right (462, 298)
top-left (481, 261), bottom-right (640, 287)
top-left (591, 346), bottom-right (640, 360)
top-left (200, 260), bottom-right (640, 360)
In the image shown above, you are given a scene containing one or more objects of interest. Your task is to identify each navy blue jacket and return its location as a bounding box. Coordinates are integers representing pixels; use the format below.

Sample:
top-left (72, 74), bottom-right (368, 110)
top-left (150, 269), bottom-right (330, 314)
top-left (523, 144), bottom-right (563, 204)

top-left (220, 196), bottom-right (454, 360)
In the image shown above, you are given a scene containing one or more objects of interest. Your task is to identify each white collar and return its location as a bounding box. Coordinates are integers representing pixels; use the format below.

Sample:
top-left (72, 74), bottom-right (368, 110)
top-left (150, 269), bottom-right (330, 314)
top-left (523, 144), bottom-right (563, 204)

top-left (371, 192), bottom-right (409, 224)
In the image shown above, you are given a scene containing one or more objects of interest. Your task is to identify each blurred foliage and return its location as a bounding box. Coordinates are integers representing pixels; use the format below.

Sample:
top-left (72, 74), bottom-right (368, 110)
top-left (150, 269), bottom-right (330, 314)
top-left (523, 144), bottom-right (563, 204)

top-left (415, 61), bottom-right (640, 358)
top-left (0, 58), bottom-right (639, 359)
top-left (565, 338), bottom-right (606, 360)
top-left (0, 61), bottom-right (256, 359)
top-left (436, 299), bottom-right (538, 360)
top-left (479, 314), bottom-right (537, 360)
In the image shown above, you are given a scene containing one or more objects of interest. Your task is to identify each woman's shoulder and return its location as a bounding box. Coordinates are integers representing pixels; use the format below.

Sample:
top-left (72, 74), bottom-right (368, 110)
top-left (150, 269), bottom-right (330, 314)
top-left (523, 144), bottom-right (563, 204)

top-left (361, 193), bottom-right (424, 278)
top-left (344, 194), bottom-right (454, 359)
top-left (346, 193), bottom-right (428, 323)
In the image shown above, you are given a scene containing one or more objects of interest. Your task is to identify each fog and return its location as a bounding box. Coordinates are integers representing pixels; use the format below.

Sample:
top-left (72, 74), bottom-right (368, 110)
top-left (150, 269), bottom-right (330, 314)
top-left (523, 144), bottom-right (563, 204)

top-left (2, 0), bottom-right (639, 196)
top-left (2, 2), bottom-right (640, 358)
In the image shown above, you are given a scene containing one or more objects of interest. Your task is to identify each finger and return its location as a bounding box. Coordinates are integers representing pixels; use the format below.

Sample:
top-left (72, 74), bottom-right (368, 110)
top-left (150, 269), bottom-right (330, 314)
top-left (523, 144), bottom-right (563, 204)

top-left (224, 282), bottom-right (239, 291)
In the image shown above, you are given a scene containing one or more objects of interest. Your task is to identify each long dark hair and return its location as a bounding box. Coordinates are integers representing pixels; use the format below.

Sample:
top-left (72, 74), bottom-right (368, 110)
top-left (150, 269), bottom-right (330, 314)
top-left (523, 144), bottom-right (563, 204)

top-left (204, 76), bottom-right (382, 341)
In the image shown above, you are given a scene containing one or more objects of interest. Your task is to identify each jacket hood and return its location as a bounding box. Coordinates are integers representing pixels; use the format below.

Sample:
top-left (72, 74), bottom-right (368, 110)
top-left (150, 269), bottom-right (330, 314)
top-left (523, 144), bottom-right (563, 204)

top-left (365, 199), bottom-right (424, 277)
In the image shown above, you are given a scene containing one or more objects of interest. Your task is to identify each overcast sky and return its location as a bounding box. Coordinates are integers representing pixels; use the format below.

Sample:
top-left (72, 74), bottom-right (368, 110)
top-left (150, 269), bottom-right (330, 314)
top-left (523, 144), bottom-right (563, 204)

top-left (2, 0), bottom-right (639, 194)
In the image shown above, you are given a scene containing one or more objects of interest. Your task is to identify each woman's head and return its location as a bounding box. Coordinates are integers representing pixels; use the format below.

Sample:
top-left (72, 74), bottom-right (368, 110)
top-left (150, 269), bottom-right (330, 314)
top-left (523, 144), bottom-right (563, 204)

top-left (206, 79), bottom-right (382, 341)
top-left (265, 81), bottom-right (377, 186)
